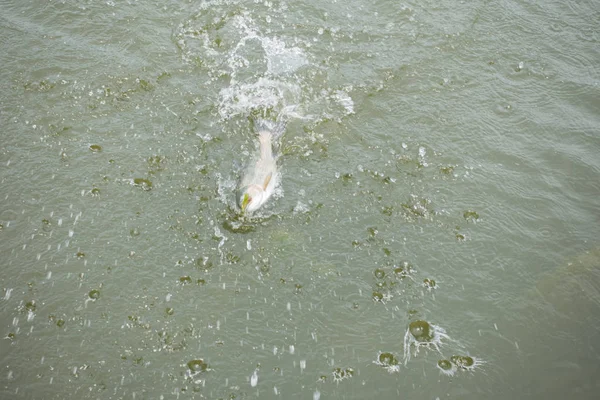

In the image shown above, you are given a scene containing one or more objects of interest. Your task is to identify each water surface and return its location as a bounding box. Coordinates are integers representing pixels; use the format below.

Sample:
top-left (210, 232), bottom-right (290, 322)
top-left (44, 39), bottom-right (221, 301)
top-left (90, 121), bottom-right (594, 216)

top-left (1, 0), bottom-right (599, 399)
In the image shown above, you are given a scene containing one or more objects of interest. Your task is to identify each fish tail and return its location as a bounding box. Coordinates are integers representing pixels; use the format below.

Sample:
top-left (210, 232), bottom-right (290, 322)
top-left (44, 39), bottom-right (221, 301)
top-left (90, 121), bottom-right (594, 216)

top-left (253, 117), bottom-right (287, 141)
top-left (258, 131), bottom-right (273, 159)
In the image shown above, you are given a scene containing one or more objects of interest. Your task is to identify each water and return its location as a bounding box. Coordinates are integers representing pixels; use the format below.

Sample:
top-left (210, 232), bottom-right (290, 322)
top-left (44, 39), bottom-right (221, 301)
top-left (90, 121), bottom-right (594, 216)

top-left (1, 0), bottom-right (599, 399)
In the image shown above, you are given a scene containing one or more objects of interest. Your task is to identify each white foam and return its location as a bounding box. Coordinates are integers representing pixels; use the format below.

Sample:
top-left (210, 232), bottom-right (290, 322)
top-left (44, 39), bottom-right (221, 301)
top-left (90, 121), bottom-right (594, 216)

top-left (217, 78), bottom-right (301, 120)
top-left (332, 90), bottom-right (354, 115)
top-left (262, 36), bottom-right (308, 75)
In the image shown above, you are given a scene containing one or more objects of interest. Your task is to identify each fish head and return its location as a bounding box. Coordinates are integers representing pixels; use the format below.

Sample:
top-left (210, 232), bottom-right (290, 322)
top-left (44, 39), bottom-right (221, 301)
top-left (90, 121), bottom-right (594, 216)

top-left (239, 185), bottom-right (265, 213)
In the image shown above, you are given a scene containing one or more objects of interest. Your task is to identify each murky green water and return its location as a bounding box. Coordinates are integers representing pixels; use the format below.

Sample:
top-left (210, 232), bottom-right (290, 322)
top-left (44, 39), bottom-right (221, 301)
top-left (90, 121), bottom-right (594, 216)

top-left (1, 0), bottom-right (599, 399)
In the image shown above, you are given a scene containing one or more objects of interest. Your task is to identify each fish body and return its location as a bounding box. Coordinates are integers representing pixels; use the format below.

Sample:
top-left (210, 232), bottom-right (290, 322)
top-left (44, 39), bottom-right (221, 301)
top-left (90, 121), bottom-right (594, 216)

top-left (238, 130), bottom-right (279, 213)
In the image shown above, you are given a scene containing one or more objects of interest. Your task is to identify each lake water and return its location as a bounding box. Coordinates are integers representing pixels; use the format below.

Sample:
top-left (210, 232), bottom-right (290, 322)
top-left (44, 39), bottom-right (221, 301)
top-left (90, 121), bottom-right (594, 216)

top-left (1, 0), bottom-right (599, 399)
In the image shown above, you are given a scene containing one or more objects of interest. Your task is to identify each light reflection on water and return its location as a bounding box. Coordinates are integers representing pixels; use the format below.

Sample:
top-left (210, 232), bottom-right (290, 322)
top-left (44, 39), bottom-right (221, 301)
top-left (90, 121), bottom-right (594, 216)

top-left (1, 0), bottom-right (600, 399)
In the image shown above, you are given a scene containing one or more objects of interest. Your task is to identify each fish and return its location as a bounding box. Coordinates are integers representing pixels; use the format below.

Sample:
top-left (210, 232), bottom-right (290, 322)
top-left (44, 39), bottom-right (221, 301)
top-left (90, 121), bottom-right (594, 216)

top-left (237, 120), bottom-right (284, 213)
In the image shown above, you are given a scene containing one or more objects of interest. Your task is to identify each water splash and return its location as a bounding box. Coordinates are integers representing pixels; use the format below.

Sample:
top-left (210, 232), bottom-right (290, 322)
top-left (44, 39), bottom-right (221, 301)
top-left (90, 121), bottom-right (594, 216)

top-left (436, 359), bottom-right (457, 376)
top-left (449, 355), bottom-right (485, 372)
top-left (403, 320), bottom-right (450, 364)
top-left (332, 367), bottom-right (354, 382)
top-left (217, 77), bottom-right (302, 121)
top-left (176, 3), bottom-right (354, 128)
top-left (373, 351), bottom-right (400, 373)
top-left (250, 368), bottom-right (259, 387)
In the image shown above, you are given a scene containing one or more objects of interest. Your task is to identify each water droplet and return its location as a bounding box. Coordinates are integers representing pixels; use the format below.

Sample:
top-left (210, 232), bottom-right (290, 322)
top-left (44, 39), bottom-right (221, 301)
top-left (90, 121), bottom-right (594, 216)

top-left (516, 61), bottom-right (524, 71)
